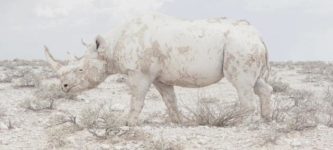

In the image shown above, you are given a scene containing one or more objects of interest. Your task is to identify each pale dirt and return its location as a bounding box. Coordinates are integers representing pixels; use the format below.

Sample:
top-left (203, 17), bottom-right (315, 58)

top-left (0, 62), bottom-right (333, 150)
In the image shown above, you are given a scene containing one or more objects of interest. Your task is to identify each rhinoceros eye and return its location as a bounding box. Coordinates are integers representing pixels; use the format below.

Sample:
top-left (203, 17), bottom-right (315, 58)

top-left (79, 69), bottom-right (83, 72)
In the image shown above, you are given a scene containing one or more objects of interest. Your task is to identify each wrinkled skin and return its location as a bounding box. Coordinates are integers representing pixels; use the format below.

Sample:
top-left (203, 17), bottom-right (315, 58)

top-left (56, 58), bottom-right (108, 93)
top-left (45, 13), bottom-right (273, 126)
top-left (44, 37), bottom-right (108, 93)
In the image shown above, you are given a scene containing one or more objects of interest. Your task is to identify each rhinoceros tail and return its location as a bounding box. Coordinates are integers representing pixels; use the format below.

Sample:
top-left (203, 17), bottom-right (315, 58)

top-left (261, 39), bottom-right (270, 82)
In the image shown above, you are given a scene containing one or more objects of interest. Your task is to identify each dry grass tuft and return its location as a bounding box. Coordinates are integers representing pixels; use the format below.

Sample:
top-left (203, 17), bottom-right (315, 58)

top-left (47, 112), bottom-right (79, 128)
top-left (258, 128), bottom-right (282, 147)
top-left (296, 61), bottom-right (333, 83)
top-left (46, 104), bottom-right (135, 148)
top-left (34, 80), bottom-right (76, 100)
top-left (0, 72), bottom-right (11, 83)
top-left (273, 89), bottom-right (318, 132)
top-left (268, 71), bottom-right (290, 94)
top-left (0, 105), bottom-right (6, 119)
top-left (287, 90), bottom-right (318, 131)
top-left (186, 100), bottom-right (247, 127)
top-left (46, 112), bottom-right (82, 148)
top-left (326, 110), bottom-right (333, 128)
top-left (320, 87), bottom-right (333, 127)
top-left (20, 79), bottom-right (75, 111)
top-left (144, 138), bottom-right (184, 150)
top-left (323, 87), bottom-right (333, 106)
top-left (47, 122), bottom-right (82, 148)
top-left (12, 72), bottom-right (39, 88)
top-left (269, 79), bottom-right (291, 94)
top-left (0, 105), bottom-right (14, 130)
top-left (20, 97), bottom-right (55, 111)
top-left (79, 103), bottom-right (124, 139)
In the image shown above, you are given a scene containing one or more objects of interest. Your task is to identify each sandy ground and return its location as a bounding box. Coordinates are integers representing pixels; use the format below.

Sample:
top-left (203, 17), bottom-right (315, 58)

top-left (0, 61), bottom-right (333, 150)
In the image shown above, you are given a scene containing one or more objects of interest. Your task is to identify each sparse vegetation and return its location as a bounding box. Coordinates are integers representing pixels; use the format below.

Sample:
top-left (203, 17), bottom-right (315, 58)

top-left (47, 112), bottom-right (79, 128)
top-left (20, 97), bottom-right (55, 111)
top-left (0, 60), bottom-right (54, 87)
top-left (145, 137), bottom-right (184, 150)
top-left (327, 110), bottom-right (333, 128)
top-left (46, 112), bottom-right (82, 148)
top-left (0, 59), bottom-right (47, 67)
top-left (79, 103), bottom-right (124, 139)
top-left (11, 68), bottom-right (30, 78)
top-left (20, 79), bottom-right (76, 111)
top-left (0, 105), bottom-right (14, 130)
top-left (3, 60), bottom-right (333, 149)
top-left (268, 71), bottom-right (291, 93)
top-left (273, 89), bottom-right (318, 132)
top-left (320, 87), bottom-right (333, 127)
top-left (0, 105), bottom-right (6, 119)
top-left (12, 71), bottom-right (39, 88)
top-left (295, 61), bottom-right (333, 83)
top-left (186, 100), bottom-right (247, 127)
top-left (0, 119), bottom-right (14, 130)
top-left (271, 61), bottom-right (296, 70)
top-left (47, 103), bottom-right (125, 140)
top-left (0, 73), bottom-right (11, 83)
top-left (323, 87), bottom-right (333, 106)
top-left (35, 79), bottom-right (76, 100)
top-left (269, 66), bottom-right (324, 131)
top-left (45, 104), bottom-right (148, 148)
top-left (269, 78), bottom-right (291, 93)
top-left (296, 61), bottom-right (329, 75)
top-left (258, 128), bottom-right (282, 147)
top-left (47, 122), bottom-right (82, 148)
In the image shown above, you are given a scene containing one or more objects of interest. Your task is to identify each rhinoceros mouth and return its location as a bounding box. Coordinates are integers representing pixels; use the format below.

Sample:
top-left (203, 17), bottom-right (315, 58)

top-left (61, 85), bottom-right (76, 93)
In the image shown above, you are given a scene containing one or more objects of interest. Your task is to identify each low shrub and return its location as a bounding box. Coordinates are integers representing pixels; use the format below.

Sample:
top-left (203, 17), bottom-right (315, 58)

top-left (273, 89), bottom-right (318, 132)
top-left (144, 138), bottom-right (184, 150)
top-left (186, 101), bottom-right (246, 127)
top-left (79, 103), bottom-right (124, 139)
top-left (12, 73), bottom-right (39, 88)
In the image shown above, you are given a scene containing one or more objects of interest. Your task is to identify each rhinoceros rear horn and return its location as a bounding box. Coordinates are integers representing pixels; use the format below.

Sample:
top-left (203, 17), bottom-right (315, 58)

top-left (81, 38), bottom-right (88, 47)
top-left (44, 46), bottom-right (62, 70)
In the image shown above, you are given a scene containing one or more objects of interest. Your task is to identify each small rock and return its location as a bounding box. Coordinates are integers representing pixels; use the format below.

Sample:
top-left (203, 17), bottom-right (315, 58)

top-left (111, 104), bottom-right (125, 111)
top-left (120, 126), bottom-right (130, 131)
top-left (116, 77), bottom-right (126, 83)
top-left (100, 144), bottom-right (110, 150)
top-left (0, 122), bottom-right (8, 130)
top-left (290, 140), bottom-right (302, 147)
top-left (317, 124), bottom-right (328, 130)
top-left (197, 138), bottom-right (208, 144)
top-left (0, 73), bottom-right (11, 83)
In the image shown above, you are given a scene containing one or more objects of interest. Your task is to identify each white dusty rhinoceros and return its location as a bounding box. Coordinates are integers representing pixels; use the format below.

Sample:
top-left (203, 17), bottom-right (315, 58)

top-left (44, 13), bottom-right (273, 126)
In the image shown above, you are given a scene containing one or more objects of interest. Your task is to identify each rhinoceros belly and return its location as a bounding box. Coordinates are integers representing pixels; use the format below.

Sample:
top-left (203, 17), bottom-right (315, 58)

top-left (157, 47), bottom-right (224, 88)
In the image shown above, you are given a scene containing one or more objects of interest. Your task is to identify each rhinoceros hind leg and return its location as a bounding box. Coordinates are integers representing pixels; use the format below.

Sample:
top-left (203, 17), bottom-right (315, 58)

top-left (254, 78), bottom-right (273, 122)
top-left (228, 77), bottom-right (258, 116)
top-left (223, 60), bottom-right (261, 123)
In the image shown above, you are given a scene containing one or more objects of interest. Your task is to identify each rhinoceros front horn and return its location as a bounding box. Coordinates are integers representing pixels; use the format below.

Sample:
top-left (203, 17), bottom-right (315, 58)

top-left (44, 46), bottom-right (62, 71)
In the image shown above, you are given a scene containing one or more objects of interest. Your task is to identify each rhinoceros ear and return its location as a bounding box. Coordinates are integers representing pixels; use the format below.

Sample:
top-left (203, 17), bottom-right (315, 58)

top-left (95, 35), bottom-right (107, 51)
top-left (44, 46), bottom-right (62, 70)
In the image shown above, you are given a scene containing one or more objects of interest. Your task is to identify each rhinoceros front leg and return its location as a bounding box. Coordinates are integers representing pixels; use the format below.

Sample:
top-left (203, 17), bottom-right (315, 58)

top-left (153, 80), bottom-right (182, 123)
top-left (126, 71), bottom-right (153, 126)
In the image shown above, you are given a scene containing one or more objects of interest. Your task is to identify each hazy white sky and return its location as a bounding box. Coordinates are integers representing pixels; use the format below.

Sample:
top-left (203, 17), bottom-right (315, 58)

top-left (0, 0), bottom-right (332, 61)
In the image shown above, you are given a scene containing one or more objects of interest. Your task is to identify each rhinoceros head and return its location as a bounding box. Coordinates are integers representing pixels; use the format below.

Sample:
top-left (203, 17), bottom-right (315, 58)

top-left (44, 35), bottom-right (109, 93)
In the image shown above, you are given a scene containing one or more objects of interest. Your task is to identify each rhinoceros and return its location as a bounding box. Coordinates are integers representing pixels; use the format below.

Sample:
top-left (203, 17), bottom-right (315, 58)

top-left (44, 13), bottom-right (273, 125)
